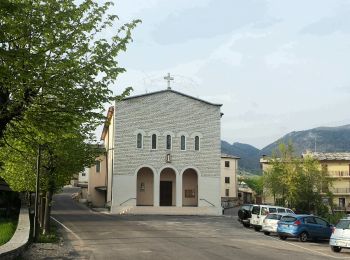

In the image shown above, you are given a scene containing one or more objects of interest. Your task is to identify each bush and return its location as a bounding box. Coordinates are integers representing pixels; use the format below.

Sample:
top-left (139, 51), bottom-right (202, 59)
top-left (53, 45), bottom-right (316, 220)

top-left (325, 212), bottom-right (346, 225)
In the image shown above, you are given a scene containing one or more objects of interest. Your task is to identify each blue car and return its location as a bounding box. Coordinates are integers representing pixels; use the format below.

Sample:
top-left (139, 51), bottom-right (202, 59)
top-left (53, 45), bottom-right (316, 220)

top-left (277, 215), bottom-right (333, 242)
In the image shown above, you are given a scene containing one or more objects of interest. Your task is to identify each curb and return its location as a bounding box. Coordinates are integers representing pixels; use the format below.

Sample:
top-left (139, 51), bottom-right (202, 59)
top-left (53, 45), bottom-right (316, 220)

top-left (0, 206), bottom-right (30, 259)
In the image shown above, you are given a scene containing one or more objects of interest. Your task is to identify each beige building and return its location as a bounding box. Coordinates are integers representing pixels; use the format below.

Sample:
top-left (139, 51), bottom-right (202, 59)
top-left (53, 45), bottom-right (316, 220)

top-left (220, 154), bottom-right (239, 204)
top-left (261, 152), bottom-right (350, 211)
top-left (87, 154), bottom-right (107, 207)
top-left (304, 152), bottom-right (350, 212)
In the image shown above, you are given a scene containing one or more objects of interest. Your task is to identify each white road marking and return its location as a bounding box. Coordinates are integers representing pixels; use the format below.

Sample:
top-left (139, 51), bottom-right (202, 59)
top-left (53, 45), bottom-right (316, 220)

top-left (51, 216), bottom-right (83, 244)
top-left (242, 226), bottom-right (350, 259)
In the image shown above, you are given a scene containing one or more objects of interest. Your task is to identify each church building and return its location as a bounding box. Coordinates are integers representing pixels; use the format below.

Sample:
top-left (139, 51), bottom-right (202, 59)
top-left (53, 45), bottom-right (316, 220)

top-left (110, 88), bottom-right (223, 215)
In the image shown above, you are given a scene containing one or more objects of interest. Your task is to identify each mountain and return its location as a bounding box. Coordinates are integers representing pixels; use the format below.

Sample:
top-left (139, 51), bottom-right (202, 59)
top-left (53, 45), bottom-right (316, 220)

top-left (221, 124), bottom-right (350, 174)
top-left (260, 124), bottom-right (350, 156)
top-left (221, 141), bottom-right (261, 173)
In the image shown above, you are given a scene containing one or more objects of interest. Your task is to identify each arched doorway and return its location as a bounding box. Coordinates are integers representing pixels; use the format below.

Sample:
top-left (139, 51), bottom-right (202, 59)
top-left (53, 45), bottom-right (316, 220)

top-left (159, 168), bottom-right (176, 206)
top-left (136, 167), bottom-right (154, 206)
top-left (182, 168), bottom-right (198, 206)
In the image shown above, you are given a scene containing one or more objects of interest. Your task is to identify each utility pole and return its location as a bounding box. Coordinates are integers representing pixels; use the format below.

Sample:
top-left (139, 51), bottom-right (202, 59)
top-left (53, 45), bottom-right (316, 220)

top-left (33, 145), bottom-right (41, 240)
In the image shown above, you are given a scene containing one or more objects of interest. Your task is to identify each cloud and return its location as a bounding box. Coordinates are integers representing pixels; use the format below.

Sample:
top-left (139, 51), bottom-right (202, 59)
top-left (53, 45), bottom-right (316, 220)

top-left (300, 4), bottom-right (350, 35)
top-left (151, 0), bottom-right (272, 44)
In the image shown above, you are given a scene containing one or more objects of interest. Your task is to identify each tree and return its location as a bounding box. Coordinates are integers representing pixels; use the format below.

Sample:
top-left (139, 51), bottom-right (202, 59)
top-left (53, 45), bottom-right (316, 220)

top-left (0, 0), bottom-right (139, 140)
top-left (0, 0), bottom-right (139, 236)
top-left (263, 142), bottom-right (331, 214)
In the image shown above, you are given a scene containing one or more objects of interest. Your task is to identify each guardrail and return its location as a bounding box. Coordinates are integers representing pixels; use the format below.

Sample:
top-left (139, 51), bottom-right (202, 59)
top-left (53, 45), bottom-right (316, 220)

top-left (329, 188), bottom-right (350, 194)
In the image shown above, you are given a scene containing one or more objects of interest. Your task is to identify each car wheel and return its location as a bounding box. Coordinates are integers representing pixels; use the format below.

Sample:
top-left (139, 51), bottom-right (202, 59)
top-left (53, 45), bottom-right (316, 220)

top-left (299, 232), bottom-right (308, 242)
top-left (264, 231), bottom-right (270, 236)
top-left (279, 235), bottom-right (287, 240)
top-left (243, 223), bottom-right (250, 228)
top-left (331, 246), bottom-right (342, 253)
top-left (254, 226), bottom-right (261, 232)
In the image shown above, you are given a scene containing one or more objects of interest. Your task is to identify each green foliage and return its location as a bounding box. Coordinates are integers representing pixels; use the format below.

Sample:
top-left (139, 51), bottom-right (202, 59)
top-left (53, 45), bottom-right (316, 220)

top-left (38, 223), bottom-right (59, 243)
top-left (0, 218), bottom-right (17, 245)
top-left (263, 142), bottom-right (332, 213)
top-left (240, 176), bottom-right (264, 196)
top-left (0, 0), bottom-right (139, 193)
top-left (325, 212), bottom-right (346, 225)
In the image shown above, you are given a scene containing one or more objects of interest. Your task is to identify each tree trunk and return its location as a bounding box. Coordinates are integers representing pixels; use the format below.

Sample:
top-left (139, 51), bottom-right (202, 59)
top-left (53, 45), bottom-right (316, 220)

top-left (43, 190), bottom-right (52, 235)
top-left (39, 193), bottom-right (46, 228)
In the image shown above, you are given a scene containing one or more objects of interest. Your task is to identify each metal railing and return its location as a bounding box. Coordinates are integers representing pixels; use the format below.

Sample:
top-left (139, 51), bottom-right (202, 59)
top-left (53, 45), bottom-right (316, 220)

top-left (329, 188), bottom-right (350, 194)
top-left (119, 198), bottom-right (136, 206)
top-left (328, 171), bottom-right (350, 177)
top-left (200, 198), bottom-right (215, 207)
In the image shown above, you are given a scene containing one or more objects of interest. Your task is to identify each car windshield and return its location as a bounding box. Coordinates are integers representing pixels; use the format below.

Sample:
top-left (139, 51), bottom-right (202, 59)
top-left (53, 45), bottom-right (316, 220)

top-left (336, 220), bottom-right (350, 229)
top-left (281, 216), bottom-right (296, 222)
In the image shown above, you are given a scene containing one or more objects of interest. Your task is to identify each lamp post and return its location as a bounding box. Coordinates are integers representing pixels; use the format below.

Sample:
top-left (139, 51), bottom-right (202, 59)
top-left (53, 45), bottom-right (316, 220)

top-left (33, 145), bottom-right (41, 240)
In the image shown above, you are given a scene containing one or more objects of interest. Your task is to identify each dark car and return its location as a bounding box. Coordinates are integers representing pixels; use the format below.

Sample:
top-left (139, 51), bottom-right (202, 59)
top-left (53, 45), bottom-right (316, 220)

top-left (238, 204), bottom-right (253, 227)
top-left (277, 215), bottom-right (333, 242)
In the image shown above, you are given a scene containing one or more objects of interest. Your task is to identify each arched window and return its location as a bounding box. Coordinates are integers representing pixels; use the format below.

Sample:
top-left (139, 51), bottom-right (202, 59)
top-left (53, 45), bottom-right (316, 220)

top-left (151, 134), bottom-right (157, 149)
top-left (137, 133), bottom-right (143, 149)
top-left (180, 135), bottom-right (186, 151)
top-left (166, 135), bottom-right (172, 150)
top-left (195, 136), bottom-right (200, 151)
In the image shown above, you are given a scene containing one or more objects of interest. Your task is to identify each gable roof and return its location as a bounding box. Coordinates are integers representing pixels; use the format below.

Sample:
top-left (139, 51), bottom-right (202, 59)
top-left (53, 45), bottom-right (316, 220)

top-left (122, 89), bottom-right (222, 107)
top-left (303, 152), bottom-right (350, 161)
top-left (221, 153), bottom-right (240, 159)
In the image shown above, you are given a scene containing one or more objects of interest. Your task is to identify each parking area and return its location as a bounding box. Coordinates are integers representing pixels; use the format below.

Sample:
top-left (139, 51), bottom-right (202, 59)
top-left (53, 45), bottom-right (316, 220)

top-left (40, 190), bottom-right (350, 259)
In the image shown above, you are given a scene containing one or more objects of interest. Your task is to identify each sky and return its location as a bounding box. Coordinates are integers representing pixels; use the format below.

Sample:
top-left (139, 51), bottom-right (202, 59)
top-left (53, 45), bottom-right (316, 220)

top-left (100, 0), bottom-right (350, 149)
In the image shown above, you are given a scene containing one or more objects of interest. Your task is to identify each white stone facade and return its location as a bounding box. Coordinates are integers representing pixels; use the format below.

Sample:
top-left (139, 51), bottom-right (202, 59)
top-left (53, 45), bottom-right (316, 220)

top-left (111, 90), bottom-right (222, 215)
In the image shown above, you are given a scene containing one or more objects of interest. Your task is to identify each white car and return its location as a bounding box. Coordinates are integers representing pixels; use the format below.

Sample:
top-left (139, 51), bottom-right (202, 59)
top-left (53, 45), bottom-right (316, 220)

top-left (330, 217), bottom-right (350, 253)
top-left (250, 205), bottom-right (294, 231)
top-left (262, 213), bottom-right (294, 235)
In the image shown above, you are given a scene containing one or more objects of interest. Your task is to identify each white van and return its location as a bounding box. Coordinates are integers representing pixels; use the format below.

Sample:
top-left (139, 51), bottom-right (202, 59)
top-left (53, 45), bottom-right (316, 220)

top-left (250, 205), bottom-right (294, 231)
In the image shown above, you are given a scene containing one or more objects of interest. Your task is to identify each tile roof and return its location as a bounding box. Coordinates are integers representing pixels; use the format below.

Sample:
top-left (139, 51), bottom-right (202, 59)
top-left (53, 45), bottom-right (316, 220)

top-left (221, 153), bottom-right (240, 159)
top-left (303, 152), bottom-right (350, 161)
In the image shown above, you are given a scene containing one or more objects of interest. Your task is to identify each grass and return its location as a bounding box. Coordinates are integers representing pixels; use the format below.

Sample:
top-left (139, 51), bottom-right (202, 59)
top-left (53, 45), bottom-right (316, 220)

top-left (0, 218), bottom-right (18, 246)
top-left (37, 222), bottom-right (59, 243)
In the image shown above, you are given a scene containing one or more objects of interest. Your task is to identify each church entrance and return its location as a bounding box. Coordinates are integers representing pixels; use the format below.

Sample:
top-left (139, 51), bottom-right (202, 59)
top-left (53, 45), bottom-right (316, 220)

top-left (136, 167), bottom-right (154, 206)
top-left (159, 168), bottom-right (176, 206)
top-left (182, 168), bottom-right (198, 207)
top-left (160, 181), bottom-right (172, 206)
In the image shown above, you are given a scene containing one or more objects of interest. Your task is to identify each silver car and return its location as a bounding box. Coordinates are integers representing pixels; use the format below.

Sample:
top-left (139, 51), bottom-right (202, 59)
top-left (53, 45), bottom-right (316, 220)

top-left (262, 213), bottom-right (294, 235)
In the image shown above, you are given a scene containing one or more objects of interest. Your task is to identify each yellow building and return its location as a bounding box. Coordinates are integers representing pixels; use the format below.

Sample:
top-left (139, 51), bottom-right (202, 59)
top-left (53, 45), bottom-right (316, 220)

top-left (220, 154), bottom-right (239, 206)
top-left (304, 152), bottom-right (350, 212)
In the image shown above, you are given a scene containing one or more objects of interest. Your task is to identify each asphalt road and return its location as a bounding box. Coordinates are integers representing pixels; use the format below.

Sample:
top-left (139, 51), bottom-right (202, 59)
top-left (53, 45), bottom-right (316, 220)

top-left (51, 187), bottom-right (350, 260)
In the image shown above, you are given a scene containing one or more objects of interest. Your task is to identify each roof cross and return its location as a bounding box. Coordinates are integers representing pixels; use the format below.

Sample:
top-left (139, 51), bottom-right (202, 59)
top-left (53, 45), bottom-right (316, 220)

top-left (164, 73), bottom-right (174, 90)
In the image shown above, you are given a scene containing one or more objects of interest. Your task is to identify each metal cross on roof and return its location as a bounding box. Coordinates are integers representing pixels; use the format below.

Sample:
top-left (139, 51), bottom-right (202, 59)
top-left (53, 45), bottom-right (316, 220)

top-left (164, 73), bottom-right (174, 90)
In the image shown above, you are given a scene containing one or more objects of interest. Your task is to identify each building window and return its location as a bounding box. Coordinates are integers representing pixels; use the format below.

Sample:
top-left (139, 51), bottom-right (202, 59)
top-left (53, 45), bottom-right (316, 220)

top-left (151, 134), bottom-right (157, 149)
top-left (166, 135), bottom-right (172, 150)
top-left (225, 189), bottom-right (229, 197)
top-left (181, 135), bottom-right (186, 150)
top-left (96, 161), bottom-right (100, 173)
top-left (82, 172), bottom-right (86, 177)
top-left (137, 133), bottom-right (143, 149)
top-left (194, 136), bottom-right (200, 151)
top-left (225, 161), bottom-right (230, 167)
top-left (225, 177), bottom-right (230, 184)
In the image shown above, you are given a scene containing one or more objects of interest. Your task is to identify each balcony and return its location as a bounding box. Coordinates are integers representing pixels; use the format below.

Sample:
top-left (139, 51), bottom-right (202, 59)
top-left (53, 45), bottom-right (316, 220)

top-left (328, 171), bottom-right (350, 178)
top-left (329, 188), bottom-right (350, 194)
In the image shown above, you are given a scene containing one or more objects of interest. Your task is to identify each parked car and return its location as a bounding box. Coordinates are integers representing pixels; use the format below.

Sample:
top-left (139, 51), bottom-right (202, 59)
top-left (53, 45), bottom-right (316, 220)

top-left (262, 213), bottom-right (294, 235)
top-left (277, 215), bottom-right (333, 242)
top-left (330, 217), bottom-right (350, 252)
top-left (238, 204), bottom-right (254, 227)
top-left (250, 205), bottom-right (294, 231)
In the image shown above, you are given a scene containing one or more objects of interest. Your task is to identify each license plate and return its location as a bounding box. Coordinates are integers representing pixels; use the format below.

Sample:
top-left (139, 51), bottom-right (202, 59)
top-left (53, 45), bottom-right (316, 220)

top-left (282, 224), bottom-right (289, 228)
